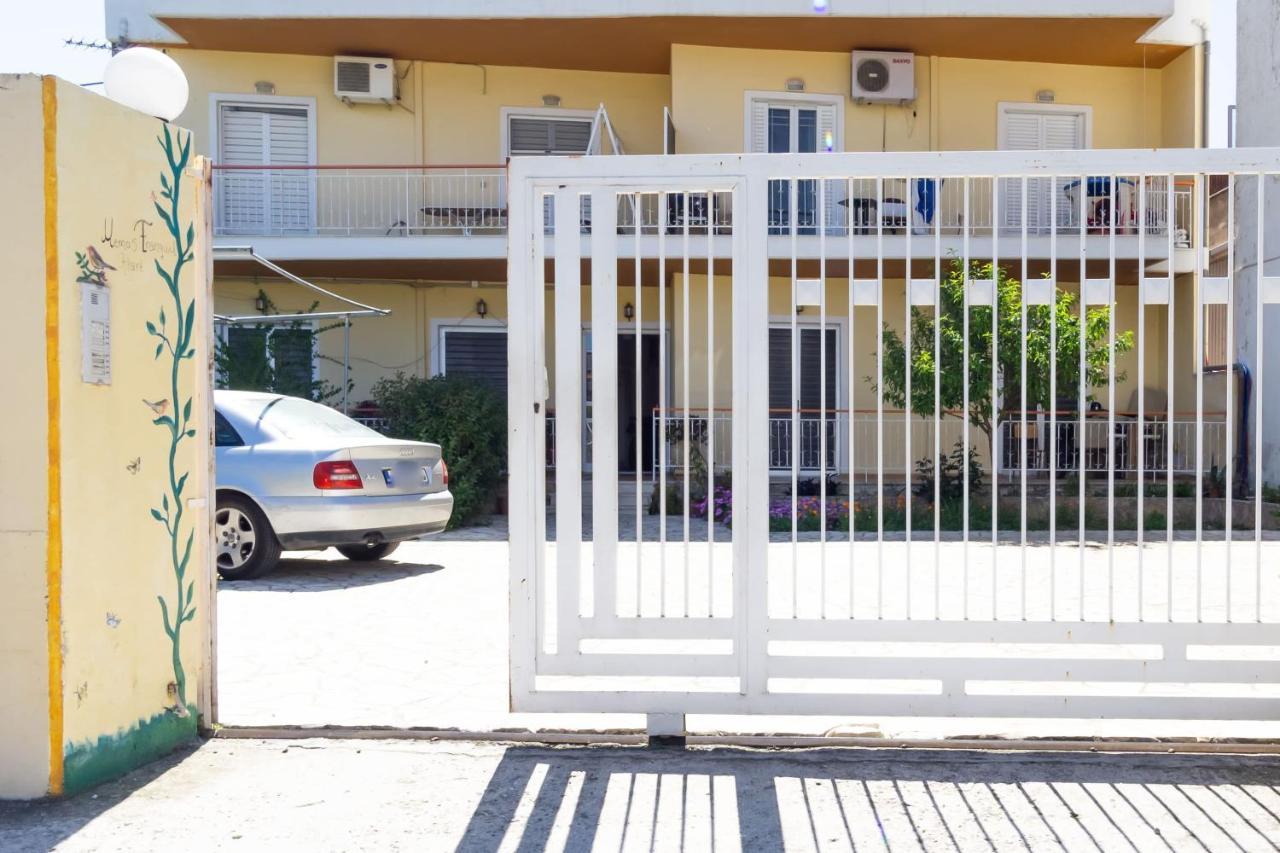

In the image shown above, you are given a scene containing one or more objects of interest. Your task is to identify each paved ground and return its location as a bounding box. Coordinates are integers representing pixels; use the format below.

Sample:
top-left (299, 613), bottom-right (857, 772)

top-left (3, 737), bottom-right (1280, 851)
top-left (217, 536), bottom-right (1280, 740)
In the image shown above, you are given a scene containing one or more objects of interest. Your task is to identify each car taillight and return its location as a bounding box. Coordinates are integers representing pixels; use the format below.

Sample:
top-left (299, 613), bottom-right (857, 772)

top-left (314, 460), bottom-right (363, 490)
top-left (441, 459), bottom-right (448, 487)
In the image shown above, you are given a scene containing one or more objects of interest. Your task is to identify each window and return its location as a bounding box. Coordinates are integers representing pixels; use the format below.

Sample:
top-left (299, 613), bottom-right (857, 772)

top-left (214, 96), bottom-right (315, 234)
top-left (218, 325), bottom-right (316, 398)
top-left (746, 93), bottom-right (842, 234)
top-left (998, 103), bottom-right (1091, 231)
top-left (504, 111), bottom-right (596, 157)
top-left (214, 412), bottom-right (243, 447)
top-left (768, 327), bottom-right (839, 414)
top-left (440, 328), bottom-right (508, 396)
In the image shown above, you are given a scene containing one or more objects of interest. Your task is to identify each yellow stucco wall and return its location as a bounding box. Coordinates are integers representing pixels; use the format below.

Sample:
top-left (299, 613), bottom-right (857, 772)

top-left (670, 44), bottom-right (1187, 154)
top-left (1161, 45), bottom-right (1203, 149)
top-left (169, 49), bottom-right (671, 165)
top-left (0, 74), bottom-right (52, 800)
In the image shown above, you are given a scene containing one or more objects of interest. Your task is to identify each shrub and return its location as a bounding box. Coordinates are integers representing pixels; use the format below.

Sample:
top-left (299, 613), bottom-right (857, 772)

top-left (913, 440), bottom-right (985, 506)
top-left (372, 373), bottom-right (506, 529)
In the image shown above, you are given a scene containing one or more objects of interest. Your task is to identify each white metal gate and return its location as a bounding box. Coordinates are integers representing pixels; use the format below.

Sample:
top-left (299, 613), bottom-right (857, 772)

top-left (508, 149), bottom-right (1280, 721)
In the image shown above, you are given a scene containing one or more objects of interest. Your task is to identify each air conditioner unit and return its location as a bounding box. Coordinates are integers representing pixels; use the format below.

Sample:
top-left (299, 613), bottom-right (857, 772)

top-left (851, 51), bottom-right (916, 105)
top-left (334, 56), bottom-right (396, 104)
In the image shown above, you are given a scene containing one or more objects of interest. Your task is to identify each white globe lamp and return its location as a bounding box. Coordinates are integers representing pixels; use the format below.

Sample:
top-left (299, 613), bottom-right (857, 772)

top-left (103, 47), bottom-right (189, 122)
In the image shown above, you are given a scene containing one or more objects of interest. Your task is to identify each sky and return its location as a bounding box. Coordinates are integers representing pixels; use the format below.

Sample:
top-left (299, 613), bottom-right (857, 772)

top-left (2, 0), bottom-right (1240, 144)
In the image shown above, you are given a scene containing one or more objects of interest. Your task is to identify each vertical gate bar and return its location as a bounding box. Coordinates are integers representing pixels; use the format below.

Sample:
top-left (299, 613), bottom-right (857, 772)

top-left (819, 179), bottom-right (829, 619)
top-left (635, 196), bottom-right (644, 618)
top-left (791, 178), bottom-right (800, 618)
top-left (707, 192), bottom-right (717, 618)
top-left (1167, 176), bottom-right (1176, 624)
top-left (848, 177), bottom-right (857, 619)
top-left (591, 189), bottom-right (619, 622)
top-left (1138, 175), bottom-right (1147, 622)
top-left (1257, 172), bottom-right (1266, 624)
top-left (534, 190), bottom-right (549, 652)
top-left (934, 175), bottom-right (942, 620)
top-left (1020, 175), bottom-right (1029, 621)
top-left (877, 176), bottom-right (886, 619)
top-left (962, 176), bottom-right (971, 620)
top-left (740, 175), bottom-right (767, 697)
top-left (1195, 172), bottom-right (1205, 622)
top-left (505, 170), bottom-right (536, 700)
top-left (659, 192), bottom-right (668, 617)
top-left (1049, 173), bottom-right (1058, 621)
top-left (683, 194), bottom-right (692, 618)
top-left (1226, 174), bottom-right (1236, 621)
top-left (1108, 176), bottom-right (1118, 623)
top-left (553, 187), bottom-right (583, 653)
top-left (992, 174), bottom-right (1000, 620)
top-left (1079, 174), bottom-right (1087, 621)
top-left (906, 173), bottom-right (914, 621)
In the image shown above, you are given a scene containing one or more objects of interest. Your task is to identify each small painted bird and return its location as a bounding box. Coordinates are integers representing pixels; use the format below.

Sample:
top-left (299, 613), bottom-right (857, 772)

top-left (86, 245), bottom-right (116, 272)
top-left (126, 457), bottom-right (141, 475)
top-left (142, 398), bottom-right (170, 416)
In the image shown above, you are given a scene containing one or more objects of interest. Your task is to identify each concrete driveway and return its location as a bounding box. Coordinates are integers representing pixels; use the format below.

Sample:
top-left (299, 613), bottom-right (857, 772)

top-left (215, 535), bottom-right (1280, 742)
top-left (4, 738), bottom-right (1280, 852)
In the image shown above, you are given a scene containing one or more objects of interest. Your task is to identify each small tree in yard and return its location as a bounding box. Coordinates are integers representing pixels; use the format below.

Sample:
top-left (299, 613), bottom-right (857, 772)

top-left (876, 259), bottom-right (1135, 447)
top-left (373, 373), bottom-right (506, 529)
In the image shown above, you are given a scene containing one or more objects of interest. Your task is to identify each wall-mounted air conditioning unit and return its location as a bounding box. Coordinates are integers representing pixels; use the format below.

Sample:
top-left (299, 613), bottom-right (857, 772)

top-left (851, 51), bottom-right (916, 105)
top-left (334, 56), bottom-right (396, 104)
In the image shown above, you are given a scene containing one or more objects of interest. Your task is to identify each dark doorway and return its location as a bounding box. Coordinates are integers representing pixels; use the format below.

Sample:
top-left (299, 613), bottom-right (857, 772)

top-left (618, 332), bottom-right (661, 474)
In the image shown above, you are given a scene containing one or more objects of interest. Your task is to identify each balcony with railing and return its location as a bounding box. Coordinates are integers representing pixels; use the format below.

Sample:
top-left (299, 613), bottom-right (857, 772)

top-left (539, 409), bottom-right (1228, 481)
top-left (212, 165), bottom-right (1200, 260)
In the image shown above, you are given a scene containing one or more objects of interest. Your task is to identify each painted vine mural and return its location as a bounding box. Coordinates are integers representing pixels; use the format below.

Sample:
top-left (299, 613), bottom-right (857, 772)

top-left (144, 125), bottom-right (197, 715)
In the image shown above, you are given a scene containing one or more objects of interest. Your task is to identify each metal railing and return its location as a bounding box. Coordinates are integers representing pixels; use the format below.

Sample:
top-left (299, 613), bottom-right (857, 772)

top-left (212, 165), bottom-right (1196, 243)
top-left (213, 164), bottom-right (508, 237)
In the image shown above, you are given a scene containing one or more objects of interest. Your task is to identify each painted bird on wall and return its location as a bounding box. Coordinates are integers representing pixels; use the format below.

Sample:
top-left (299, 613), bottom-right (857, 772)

top-left (86, 245), bottom-right (116, 273)
top-left (142, 398), bottom-right (170, 416)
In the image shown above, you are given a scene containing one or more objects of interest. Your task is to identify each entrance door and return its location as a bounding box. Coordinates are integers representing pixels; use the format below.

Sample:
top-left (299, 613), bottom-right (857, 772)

top-left (618, 332), bottom-right (661, 474)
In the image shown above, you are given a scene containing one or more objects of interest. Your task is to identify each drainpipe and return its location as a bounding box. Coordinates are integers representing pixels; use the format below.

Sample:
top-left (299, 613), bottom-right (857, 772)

top-left (1194, 19), bottom-right (1210, 148)
top-left (1203, 361), bottom-right (1251, 492)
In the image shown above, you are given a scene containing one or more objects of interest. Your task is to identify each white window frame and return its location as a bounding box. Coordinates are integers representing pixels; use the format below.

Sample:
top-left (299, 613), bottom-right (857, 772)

top-left (210, 93), bottom-right (318, 235)
top-left (215, 319), bottom-right (319, 389)
top-left (209, 92), bottom-right (318, 166)
top-left (500, 107), bottom-right (601, 160)
top-left (743, 90), bottom-right (845, 153)
top-left (431, 319), bottom-right (508, 378)
top-left (765, 316), bottom-right (848, 476)
top-left (996, 101), bottom-right (1093, 151)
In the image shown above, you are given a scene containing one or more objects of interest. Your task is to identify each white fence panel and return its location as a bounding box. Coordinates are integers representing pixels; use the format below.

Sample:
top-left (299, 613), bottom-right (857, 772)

top-left (508, 148), bottom-right (1280, 723)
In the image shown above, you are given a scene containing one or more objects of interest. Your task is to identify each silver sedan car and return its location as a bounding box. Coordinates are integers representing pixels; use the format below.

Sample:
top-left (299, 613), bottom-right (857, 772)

top-left (214, 390), bottom-right (453, 579)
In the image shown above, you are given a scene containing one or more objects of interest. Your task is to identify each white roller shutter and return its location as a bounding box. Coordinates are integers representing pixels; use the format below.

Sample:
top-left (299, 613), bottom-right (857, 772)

top-left (217, 103), bottom-right (313, 234)
top-left (999, 106), bottom-right (1086, 232)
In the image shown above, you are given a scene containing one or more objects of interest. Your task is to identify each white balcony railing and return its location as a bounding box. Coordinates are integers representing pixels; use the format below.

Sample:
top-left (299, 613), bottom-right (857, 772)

top-left (539, 410), bottom-right (1229, 480)
top-left (213, 164), bottom-right (509, 237)
top-left (212, 165), bottom-right (1197, 244)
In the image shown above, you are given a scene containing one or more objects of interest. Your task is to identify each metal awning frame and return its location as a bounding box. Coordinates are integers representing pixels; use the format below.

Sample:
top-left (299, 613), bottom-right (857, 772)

top-left (212, 245), bottom-right (392, 413)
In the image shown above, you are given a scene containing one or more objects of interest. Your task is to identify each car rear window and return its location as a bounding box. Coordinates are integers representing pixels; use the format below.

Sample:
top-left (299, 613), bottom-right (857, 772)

top-left (247, 397), bottom-right (383, 441)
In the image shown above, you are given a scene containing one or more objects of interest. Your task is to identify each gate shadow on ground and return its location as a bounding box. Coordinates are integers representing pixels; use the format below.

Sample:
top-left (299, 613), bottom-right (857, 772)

top-left (219, 558), bottom-right (443, 592)
top-left (454, 745), bottom-right (1280, 852)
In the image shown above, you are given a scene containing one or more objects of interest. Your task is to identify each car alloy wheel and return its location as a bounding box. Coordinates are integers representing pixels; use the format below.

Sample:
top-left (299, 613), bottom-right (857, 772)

top-left (215, 506), bottom-right (257, 571)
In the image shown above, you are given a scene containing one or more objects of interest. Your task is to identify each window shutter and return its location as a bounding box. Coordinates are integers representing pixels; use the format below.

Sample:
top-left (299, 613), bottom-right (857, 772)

top-left (767, 328), bottom-right (838, 413)
top-left (508, 116), bottom-right (594, 156)
top-left (443, 330), bottom-right (508, 396)
top-left (269, 327), bottom-right (315, 399)
top-left (748, 101), bottom-right (770, 153)
top-left (217, 104), bottom-right (312, 234)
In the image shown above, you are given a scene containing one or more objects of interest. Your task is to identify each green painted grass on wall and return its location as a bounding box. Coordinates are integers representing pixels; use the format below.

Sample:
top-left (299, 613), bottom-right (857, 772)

top-left (62, 711), bottom-right (197, 796)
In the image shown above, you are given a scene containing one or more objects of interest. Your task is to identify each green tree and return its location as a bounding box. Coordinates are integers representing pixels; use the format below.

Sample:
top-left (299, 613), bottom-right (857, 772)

top-left (876, 259), bottom-right (1134, 445)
